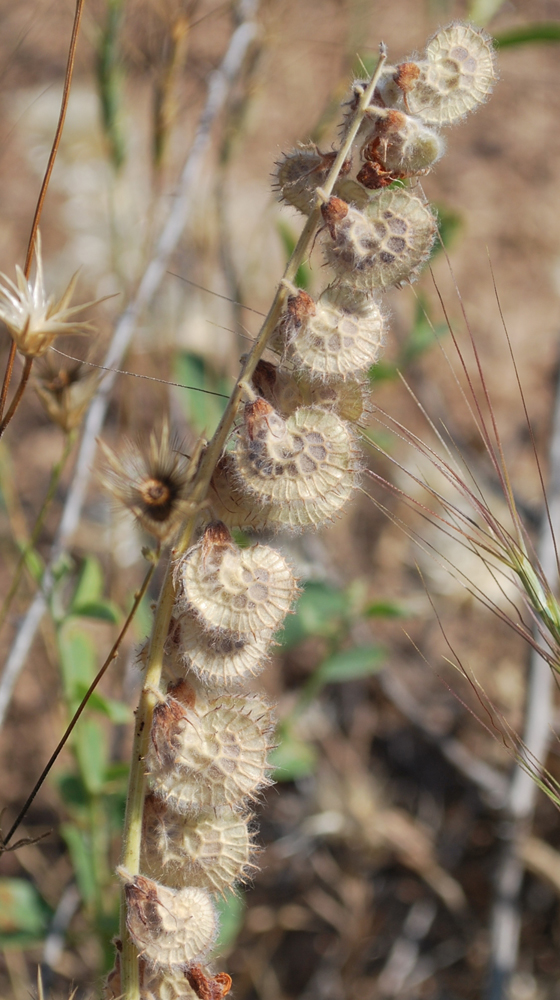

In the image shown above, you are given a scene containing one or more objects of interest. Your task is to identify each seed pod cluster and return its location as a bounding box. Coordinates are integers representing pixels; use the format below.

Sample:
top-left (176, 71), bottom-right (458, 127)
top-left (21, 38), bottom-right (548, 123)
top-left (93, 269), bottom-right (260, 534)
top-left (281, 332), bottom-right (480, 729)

top-left (108, 22), bottom-right (496, 999)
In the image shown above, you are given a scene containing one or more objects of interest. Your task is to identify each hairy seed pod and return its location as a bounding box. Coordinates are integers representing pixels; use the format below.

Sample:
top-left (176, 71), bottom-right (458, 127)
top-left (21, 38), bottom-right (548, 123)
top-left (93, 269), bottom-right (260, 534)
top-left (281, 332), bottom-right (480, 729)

top-left (357, 108), bottom-right (444, 188)
top-left (273, 143), bottom-right (351, 215)
top-left (321, 189), bottom-right (436, 290)
top-left (233, 398), bottom-right (360, 528)
top-left (252, 359), bottom-right (371, 426)
top-left (166, 610), bottom-right (270, 687)
top-left (119, 870), bottom-right (217, 969)
top-left (142, 793), bottom-right (255, 895)
top-left (175, 522), bottom-right (297, 636)
top-left (209, 455), bottom-right (274, 531)
top-left (104, 954), bottom-right (199, 1000)
top-left (147, 690), bottom-right (274, 812)
top-left (278, 286), bottom-right (384, 379)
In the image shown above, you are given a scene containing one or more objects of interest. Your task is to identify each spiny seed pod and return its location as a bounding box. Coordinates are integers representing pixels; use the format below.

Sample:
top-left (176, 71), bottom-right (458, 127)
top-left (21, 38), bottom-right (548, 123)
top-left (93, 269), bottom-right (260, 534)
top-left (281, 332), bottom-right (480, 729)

top-left (321, 189), bottom-right (436, 291)
top-left (252, 358), bottom-right (371, 426)
top-left (232, 398), bottom-right (360, 528)
top-left (278, 286), bottom-right (384, 379)
top-left (142, 793), bottom-right (255, 895)
top-left (384, 24), bottom-right (496, 126)
top-left (273, 143), bottom-right (351, 215)
top-left (165, 610), bottom-right (270, 687)
top-left (357, 108), bottom-right (444, 188)
top-left (100, 424), bottom-right (199, 541)
top-left (118, 869), bottom-right (217, 969)
top-left (175, 522), bottom-right (298, 636)
top-left (147, 689), bottom-right (274, 812)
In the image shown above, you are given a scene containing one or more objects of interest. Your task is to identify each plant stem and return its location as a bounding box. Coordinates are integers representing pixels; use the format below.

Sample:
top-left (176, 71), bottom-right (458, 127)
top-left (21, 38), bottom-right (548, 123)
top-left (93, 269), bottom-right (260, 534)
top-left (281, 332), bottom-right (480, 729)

top-left (0, 431), bottom-right (76, 633)
top-left (118, 45), bottom-right (387, 1000)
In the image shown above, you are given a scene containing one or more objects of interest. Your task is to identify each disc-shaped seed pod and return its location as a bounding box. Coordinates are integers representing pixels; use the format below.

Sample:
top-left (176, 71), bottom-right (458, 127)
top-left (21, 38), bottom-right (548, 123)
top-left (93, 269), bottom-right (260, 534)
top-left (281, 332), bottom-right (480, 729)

top-left (322, 189), bottom-right (436, 291)
top-left (176, 522), bottom-right (298, 636)
top-left (166, 609), bottom-right (270, 687)
top-left (400, 24), bottom-right (495, 125)
top-left (279, 287), bottom-right (384, 379)
top-left (104, 955), bottom-right (199, 1000)
top-left (252, 359), bottom-right (371, 427)
top-left (357, 108), bottom-right (444, 188)
top-left (209, 455), bottom-right (273, 531)
top-left (119, 870), bottom-right (217, 970)
top-left (147, 691), bottom-right (274, 812)
top-left (273, 143), bottom-right (352, 216)
top-left (142, 793), bottom-right (255, 895)
top-left (233, 398), bottom-right (360, 523)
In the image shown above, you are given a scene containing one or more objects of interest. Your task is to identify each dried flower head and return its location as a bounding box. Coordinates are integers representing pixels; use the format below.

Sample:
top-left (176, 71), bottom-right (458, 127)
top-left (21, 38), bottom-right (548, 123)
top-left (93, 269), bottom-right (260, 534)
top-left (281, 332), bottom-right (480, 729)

top-left (100, 424), bottom-right (197, 541)
top-left (0, 234), bottom-right (96, 358)
top-left (35, 356), bottom-right (98, 432)
top-left (142, 793), bottom-right (255, 895)
top-left (321, 189), bottom-right (436, 290)
top-left (175, 522), bottom-right (298, 636)
top-left (165, 610), bottom-right (270, 687)
top-left (278, 286), bottom-right (384, 379)
top-left (273, 143), bottom-right (352, 216)
top-left (232, 398), bottom-right (360, 527)
top-left (118, 870), bottom-right (217, 969)
top-left (147, 689), bottom-right (274, 812)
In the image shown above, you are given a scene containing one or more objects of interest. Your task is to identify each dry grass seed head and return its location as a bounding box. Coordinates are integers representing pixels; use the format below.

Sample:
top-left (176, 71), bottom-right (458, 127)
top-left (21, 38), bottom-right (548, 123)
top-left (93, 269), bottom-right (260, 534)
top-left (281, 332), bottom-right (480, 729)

top-left (142, 792), bottom-right (256, 895)
top-left (100, 423), bottom-right (196, 541)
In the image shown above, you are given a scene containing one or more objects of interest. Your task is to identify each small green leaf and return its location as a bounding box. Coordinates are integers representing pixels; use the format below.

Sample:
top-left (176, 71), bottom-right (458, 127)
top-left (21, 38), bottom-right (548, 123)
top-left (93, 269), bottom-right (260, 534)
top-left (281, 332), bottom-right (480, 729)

top-left (364, 600), bottom-right (407, 619)
top-left (57, 772), bottom-right (89, 810)
top-left (212, 892), bottom-right (246, 956)
top-left (86, 690), bottom-right (130, 724)
top-left (0, 878), bottom-right (52, 948)
top-left (494, 23), bottom-right (560, 46)
top-left (278, 581), bottom-right (349, 648)
top-left (75, 718), bottom-right (107, 794)
top-left (173, 352), bottom-right (229, 436)
top-left (270, 732), bottom-right (318, 781)
top-left (58, 623), bottom-right (97, 708)
top-left (71, 556), bottom-right (104, 609)
top-left (468, 0), bottom-right (505, 25)
top-left (317, 644), bottom-right (385, 683)
top-left (71, 599), bottom-right (121, 624)
top-left (61, 824), bottom-right (96, 905)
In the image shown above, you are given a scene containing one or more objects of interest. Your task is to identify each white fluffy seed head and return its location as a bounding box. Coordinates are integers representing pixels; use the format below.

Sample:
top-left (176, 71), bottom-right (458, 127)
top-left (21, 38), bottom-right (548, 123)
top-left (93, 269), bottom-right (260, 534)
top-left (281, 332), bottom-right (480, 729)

top-left (165, 609), bottom-right (270, 687)
top-left (233, 399), bottom-right (360, 527)
top-left (273, 143), bottom-right (352, 215)
top-left (252, 359), bottom-right (372, 427)
top-left (175, 522), bottom-right (298, 636)
top-left (119, 870), bottom-right (217, 970)
top-left (322, 189), bottom-right (436, 290)
top-left (142, 793), bottom-right (255, 895)
top-left (147, 688), bottom-right (274, 812)
top-left (278, 286), bottom-right (384, 378)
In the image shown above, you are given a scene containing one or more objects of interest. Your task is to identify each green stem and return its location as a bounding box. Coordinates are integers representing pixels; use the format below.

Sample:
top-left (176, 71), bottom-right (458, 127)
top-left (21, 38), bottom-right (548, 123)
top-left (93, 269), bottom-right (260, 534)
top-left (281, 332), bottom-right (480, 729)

top-left (119, 48), bottom-right (387, 1000)
top-left (0, 430), bottom-right (76, 633)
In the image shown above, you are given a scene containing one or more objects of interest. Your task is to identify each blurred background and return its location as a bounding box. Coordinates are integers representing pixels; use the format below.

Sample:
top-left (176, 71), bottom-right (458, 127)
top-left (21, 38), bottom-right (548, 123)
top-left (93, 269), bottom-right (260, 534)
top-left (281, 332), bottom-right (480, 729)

top-left (1, 0), bottom-right (560, 997)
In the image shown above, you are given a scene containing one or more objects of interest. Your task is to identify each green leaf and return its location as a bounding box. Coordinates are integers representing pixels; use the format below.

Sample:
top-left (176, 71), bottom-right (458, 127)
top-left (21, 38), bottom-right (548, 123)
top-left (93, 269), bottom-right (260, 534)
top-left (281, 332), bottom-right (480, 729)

top-left (431, 203), bottom-right (463, 258)
top-left (212, 892), bottom-right (246, 956)
top-left (71, 556), bottom-right (104, 609)
top-left (316, 644), bottom-right (385, 683)
top-left (0, 878), bottom-right (52, 948)
top-left (57, 772), bottom-right (89, 811)
top-left (269, 731), bottom-right (318, 781)
top-left (276, 221), bottom-right (311, 290)
top-left (173, 352), bottom-right (229, 436)
top-left (86, 691), bottom-right (130, 724)
top-left (278, 581), bottom-right (350, 648)
top-left (468, 0), bottom-right (505, 24)
top-left (58, 622), bottom-right (97, 708)
top-left (75, 718), bottom-right (107, 794)
top-left (494, 23), bottom-right (560, 46)
top-left (369, 359), bottom-right (398, 383)
top-left (61, 824), bottom-right (97, 905)
top-left (364, 600), bottom-right (407, 619)
top-left (71, 599), bottom-right (121, 624)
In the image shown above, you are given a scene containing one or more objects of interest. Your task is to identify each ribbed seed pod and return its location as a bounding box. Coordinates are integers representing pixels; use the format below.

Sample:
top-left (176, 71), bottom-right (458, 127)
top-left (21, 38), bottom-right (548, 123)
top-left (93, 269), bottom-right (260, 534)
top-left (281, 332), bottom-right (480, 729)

top-left (322, 188), bottom-right (436, 290)
top-left (119, 870), bottom-right (217, 970)
top-left (147, 690), bottom-right (274, 812)
top-left (142, 793), bottom-right (255, 895)
top-left (165, 610), bottom-right (270, 687)
top-left (278, 286), bottom-right (384, 378)
top-left (175, 522), bottom-right (298, 636)
top-left (252, 359), bottom-right (371, 427)
top-left (209, 455), bottom-right (273, 532)
top-left (104, 955), bottom-right (199, 1000)
top-left (233, 399), bottom-right (360, 527)
top-left (357, 108), bottom-right (444, 188)
top-left (273, 143), bottom-right (351, 215)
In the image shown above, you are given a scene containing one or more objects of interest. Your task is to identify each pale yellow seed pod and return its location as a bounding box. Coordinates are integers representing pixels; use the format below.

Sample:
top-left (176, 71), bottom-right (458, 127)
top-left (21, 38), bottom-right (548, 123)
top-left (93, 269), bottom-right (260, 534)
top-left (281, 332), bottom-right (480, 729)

top-left (209, 455), bottom-right (274, 532)
top-left (142, 793), bottom-right (255, 895)
top-left (405, 24), bottom-right (496, 125)
top-left (359, 108), bottom-right (444, 182)
top-left (322, 189), bottom-right (436, 291)
top-left (273, 143), bottom-right (351, 215)
top-left (118, 869), bottom-right (217, 970)
top-left (147, 689), bottom-right (274, 812)
top-left (165, 609), bottom-right (270, 687)
top-left (176, 522), bottom-right (298, 636)
top-left (278, 286), bottom-right (384, 379)
top-left (233, 398), bottom-right (360, 527)
top-left (252, 359), bottom-right (371, 427)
